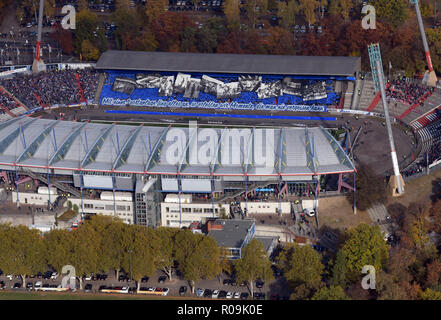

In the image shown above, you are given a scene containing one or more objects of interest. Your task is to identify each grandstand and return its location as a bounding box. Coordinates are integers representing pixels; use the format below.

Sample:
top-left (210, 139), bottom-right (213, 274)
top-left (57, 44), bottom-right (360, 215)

top-left (0, 116), bottom-right (354, 226)
top-left (96, 51), bottom-right (361, 112)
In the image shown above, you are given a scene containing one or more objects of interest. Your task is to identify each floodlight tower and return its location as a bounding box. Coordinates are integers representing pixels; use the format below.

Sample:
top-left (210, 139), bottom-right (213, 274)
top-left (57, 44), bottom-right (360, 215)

top-left (410, 0), bottom-right (437, 87)
top-left (32, 0), bottom-right (46, 73)
top-left (368, 43), bottom-right (404, 196)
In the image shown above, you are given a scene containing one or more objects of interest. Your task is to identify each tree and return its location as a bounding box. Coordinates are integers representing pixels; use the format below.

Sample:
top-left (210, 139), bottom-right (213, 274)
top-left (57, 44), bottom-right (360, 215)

top-left (196, 26), bottom-right (219, 53)
top-left (224, 0), bottom-right (241, 30)
top-left (330, 249), bottom-right (348, 288)
top-left (81, 40), bottom-right (100, 61)
top-left (263, 27), bottom-right (296, 55)
top-left (375, 270), bottom-right (410, 300)
top-left (311, 286), bottom-right (350, 300)
top-left (404, 202), bottom-right (430, 249)
top-left (346, 164), bottom-right (388, 211)
top-left (243, 0), bottom-right (268, 27)
top-left (277, 244), bottom-right (324, 298)
top-left (174, 230), bottom-right (220, 293)
top-left (112, 7), bottom-right (140, 50)
top-left (145, 0), bottom-right (167, 26)
top-left (341, 224), bottom-right (389, 282)
top-left (122, 225), bottom-right (160, 291)
top-left (69, 223), bottom-right (101, 289)
top-left (74, 9), bottom-right (98, 55)
top-left (0, 225), bottom-right (46, 288)
top-left (372, 0), bottom-right (408, 28)
top-left (180, 26), bottom-right (197, 53)
top-left (235, 239), bottom-right (274, 295)
top-left (298, 0), bottom-right (319, 26)
top-left (421, 288), bottom-right (441, 300)
top-left (43, 229), bottom-right (72, 274)
top-left (156, 227), bottom-right (179, 281)
top-left (277, 0), bottom-right (299, 29)
top-left (337, 0), bottom-right (352, 22)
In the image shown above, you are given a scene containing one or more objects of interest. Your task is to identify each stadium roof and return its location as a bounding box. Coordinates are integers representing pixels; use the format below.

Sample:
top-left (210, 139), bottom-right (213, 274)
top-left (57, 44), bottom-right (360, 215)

top-left (96, 51), bottom-right (361, 77)
top-left (0, 117), bottom-right (355, 177)
top-left (207, 219), bottom-right (255, 249)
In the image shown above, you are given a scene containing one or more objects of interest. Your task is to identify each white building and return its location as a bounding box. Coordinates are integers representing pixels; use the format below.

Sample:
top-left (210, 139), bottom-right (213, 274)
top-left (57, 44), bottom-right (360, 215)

top-left (11, 187), bottom-right (58, 206)
top-left (160, 194), bottom-right (230, 228)
top-left (68, 191), bottom-right (135, 224)
top-left (240, 201), bottom-right (291, 215)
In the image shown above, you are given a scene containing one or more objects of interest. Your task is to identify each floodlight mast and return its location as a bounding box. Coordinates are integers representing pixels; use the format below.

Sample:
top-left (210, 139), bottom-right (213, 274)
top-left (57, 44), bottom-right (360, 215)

top-left (411, 0), bottom-right (438, 86)
top-left (375, 60), bottom-right (404, 195)
top-left (32, 0), bottom-right (46, 73)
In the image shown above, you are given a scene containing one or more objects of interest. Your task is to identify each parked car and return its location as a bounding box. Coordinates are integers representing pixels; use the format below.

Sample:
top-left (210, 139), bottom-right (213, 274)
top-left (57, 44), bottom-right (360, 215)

top-left (255, 280), bottom-right (264, 288)
top-left (43, 271), bottom-right (52, 279)
top-left (34, 281), bottom-right (42, 290)
top-left (162, 287), bottom-right (169, 296)
top-left (12, 282), bottom-right (21, 289)
top-left (179, 286), bottom-right (187, 296)
top-left (26, 282), bottom-right (34, 290)
top-left (240, 292), bottom-right (249, 300)
top-left (212, 289), bottom-right (219, 298)
top-left (203, 289), bottom-right (212, 298)
top-left (0, 281), bottom-right (5, 290)
top-left (6, 274), bottom-right (13, 280)
top-left (218, 290), bottom-right (227, 298)
top-left (226, 291), bottom-right (233, 299)
top-left (223, 279), bottom-right (231, 285)
top-left (196, 288), bottom-right (204, 297)
top-left (51, 272), bottom-right (58, 280)
top-left (141, 276), bottom-right (149, 283)
top-left (84, 284), bottom-right (93, 292)
top-left (233, 292), bottom-right (241, 299)
top-left (84, 274), bottom-right (93, 281)
top-left (158, 276), bottom-right (167, 283)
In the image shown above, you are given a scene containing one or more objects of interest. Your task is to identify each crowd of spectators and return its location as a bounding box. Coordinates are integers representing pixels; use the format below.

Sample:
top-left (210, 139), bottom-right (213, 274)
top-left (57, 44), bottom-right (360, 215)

top-left (386, 77), bottom-right (433, 106)
top-left (403, 143), bottom-right (441, 177)
top-left (0, 68), bottom-right (100, 109)
top-left (0, 89), bottom-right (21, 111)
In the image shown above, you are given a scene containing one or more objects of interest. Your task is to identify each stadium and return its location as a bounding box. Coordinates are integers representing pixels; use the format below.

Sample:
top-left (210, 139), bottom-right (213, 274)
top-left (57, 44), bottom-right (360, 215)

top-left (0, 48), bottom-right (438, 231)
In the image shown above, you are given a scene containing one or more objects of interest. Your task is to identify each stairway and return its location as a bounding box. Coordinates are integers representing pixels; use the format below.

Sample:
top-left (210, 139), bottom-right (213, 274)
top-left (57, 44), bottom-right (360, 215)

top-left (94, 73), bottom-right (106, 105)
top-left (20, 169), bottom-right (81, 198)
top-left (357, 79), bottom-right (377, 111)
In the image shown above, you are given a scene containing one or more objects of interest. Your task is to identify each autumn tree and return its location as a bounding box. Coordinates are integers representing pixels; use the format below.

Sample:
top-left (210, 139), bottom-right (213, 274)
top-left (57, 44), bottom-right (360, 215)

top-left (224, 0), bottom-right (241, 30)
top-left (74, 9), bottom-right (99, 55)
top-left (122, 225), bottom-right (160, 291)
top-left (298, 0), bottom-right (319, 26)
top-left (330, 249), bottom-right (348, 288)
top-left (69, 223), bottom-right (101, 290)
top-left (174, 230), bottom-right (220, 293)
top-left (263, 27), bottom-right (296, 55)
top-left (311, 285), bottom-right (350, 300)
top-left (373, 0), bottom-right (409, 28)
top-left (145, 0), bottom-right (167, 26)
top-left (43, 229), bottom-right (72, 274)
top-left (420, 288), bottom-right (441, 300)
top-left (156, 227), bottom-right (180, 281)
top-left (277, 244), bottom-right (324, 299)
top-left (341, 224), bottom-right (389, 282)
top-left (0, 225), bottom-right (46, 288)
top-left (235, 239), bottom-right (273, 295)
top-left (81, 40), bottom-right (100, 61)
top-left (243, 0), bottom-right (268, 27)
top-left (277, 0), bottom-right (299, 29)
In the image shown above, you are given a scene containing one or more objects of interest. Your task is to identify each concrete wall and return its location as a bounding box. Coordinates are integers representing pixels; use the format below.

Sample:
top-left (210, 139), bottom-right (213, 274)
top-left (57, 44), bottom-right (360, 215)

top-left (240, 202), bottom-right (291, 214)
top-left (68, 197), bottom-right (135, 224)
top-left (160, 202), bottom-right (230, 227)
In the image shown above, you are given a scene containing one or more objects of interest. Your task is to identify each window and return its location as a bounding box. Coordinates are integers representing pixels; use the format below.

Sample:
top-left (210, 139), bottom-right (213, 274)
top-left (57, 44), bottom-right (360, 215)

top-left (116, 205), bottom-right (126, 211)
top-left (183, 208), bottom-right (191, 213)
top-left (193, 208), bottom-right (202, 213)
top-left (85, 203), bottom-right (93, 209)
top-left (204, 208), bottom-right (211, 213)
top-left (166, 207), bottom-right (169, 213)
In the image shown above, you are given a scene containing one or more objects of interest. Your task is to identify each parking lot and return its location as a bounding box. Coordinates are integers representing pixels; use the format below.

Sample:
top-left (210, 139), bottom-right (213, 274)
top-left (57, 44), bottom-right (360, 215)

top-left (0, 266), bottom-right (290, 300)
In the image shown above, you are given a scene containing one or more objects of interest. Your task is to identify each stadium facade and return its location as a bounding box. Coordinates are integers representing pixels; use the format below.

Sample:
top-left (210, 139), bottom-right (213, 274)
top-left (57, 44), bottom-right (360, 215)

top-left (0, 116), bottom-right (354, 227)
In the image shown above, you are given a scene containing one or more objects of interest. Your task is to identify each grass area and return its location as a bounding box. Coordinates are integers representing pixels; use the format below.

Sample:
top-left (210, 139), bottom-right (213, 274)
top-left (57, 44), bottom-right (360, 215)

top-left (318, 196), bottom-right (371, 231)
top-left (0, 290), bottom-right (193, 300)
top-left (387, 167), bottom-right (441, 208)
top-left (57, 209), bottom-right (78, 222)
